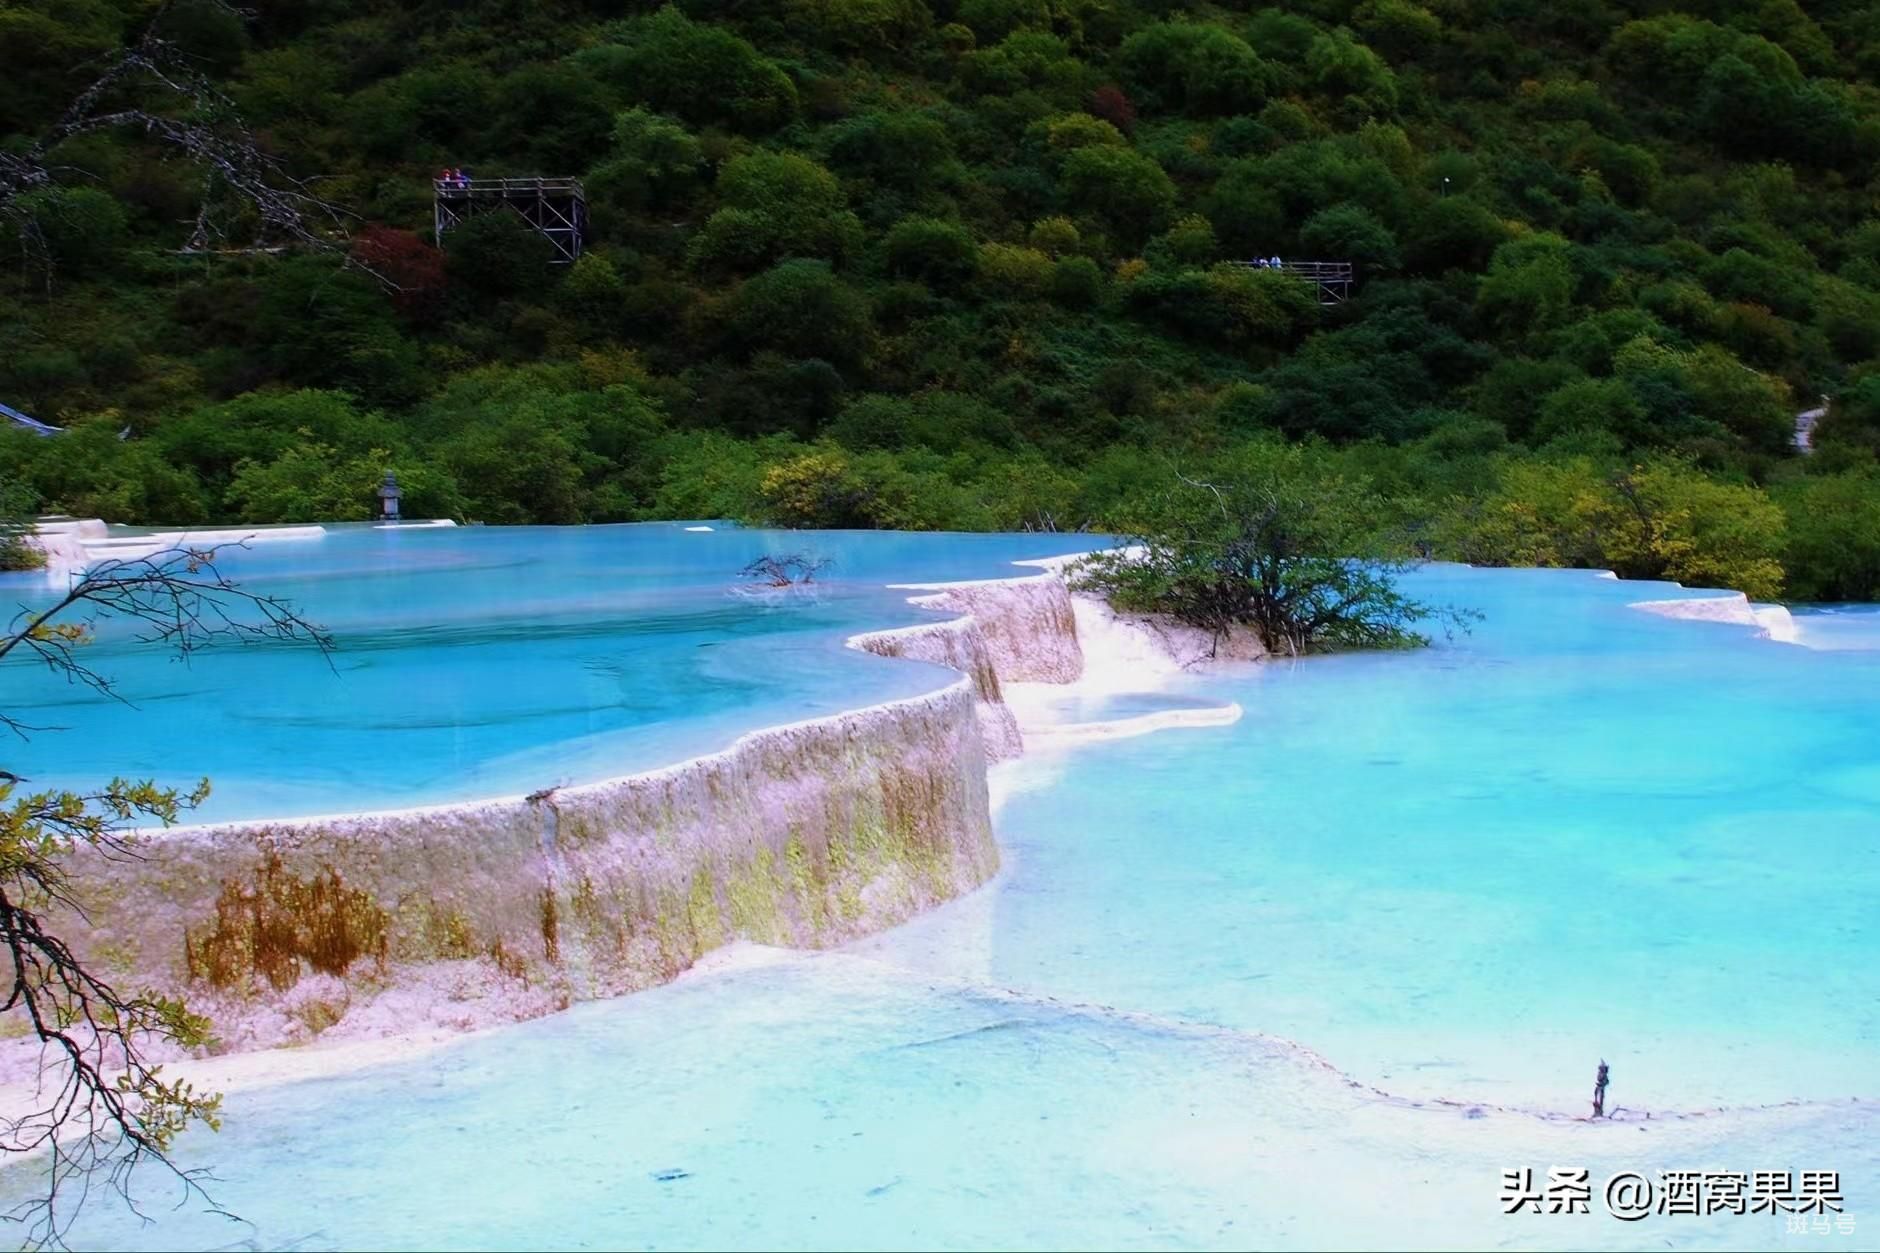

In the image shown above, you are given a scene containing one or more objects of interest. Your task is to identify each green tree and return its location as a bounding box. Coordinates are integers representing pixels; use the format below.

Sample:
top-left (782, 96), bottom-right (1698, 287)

top-left (444, 214), bottom-right (559, 298)
top-left (582, 7), bottom-right (796, 132)
top-left (884, 216), bottom-right (979, 288)
top-left (0, 477), bottom-right (43, 571)
top-left (786, 0), bottom-right (929, 52)
top-left (1299, 203), bottom-right (1400, 270)
top-left (1076, 441), bottom-right (1466, 654)
top-left (723, 260), bottom-right (872, 368)
top-left (584, 109), bottom-right (706, 217)
top-left (225, 444), bottom-right (465, 523)
top-left (1476, 233), bottom-right (1577, 336)
top-left (4, 187), bottom-right (128, 279)
top-left (1305, 29), bottom-right (1399, 118)
top-left (689, 152), bottom-right (863, 274)
top-left (823, 110), bottom-right (960, 194)
top-left (1119, 23), bottom-right (1274, 116)
top-left (1059, 146), bottom-right (1176, 248)
top-left (1778, 471), bottom-right (1880, 602)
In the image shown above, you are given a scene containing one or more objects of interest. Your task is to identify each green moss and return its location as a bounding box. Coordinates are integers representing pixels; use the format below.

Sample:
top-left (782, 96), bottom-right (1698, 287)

top-left (89, 937), bottom-right (139, 981)
top-left (404, 899), bottom-right (477, 961)
top-left (652, 885), bottom-right (694, 972)
top-left (785, 831), bottom-right (825, 937)
top-left (686, 866), bottom-right (724, 952)
top-left (727, 847), bottom-right (786, 944)
top-left (835, 877), bottom-right (864, 923)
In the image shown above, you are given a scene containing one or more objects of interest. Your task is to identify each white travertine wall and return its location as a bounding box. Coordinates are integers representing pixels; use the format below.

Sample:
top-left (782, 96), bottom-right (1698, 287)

top-left (26, 517), bottom-right (333, 578)
top-left (44, 557), bottom-right (1276, 1055)
top-left (51, 569), bottom-right (1097, 1052)
top-left (1630, 593), bottom-right (1800, 643)
top-left (896, 573), bottom-right (1085, 683)
top-left (850, 616), bottom-right (1025, 761)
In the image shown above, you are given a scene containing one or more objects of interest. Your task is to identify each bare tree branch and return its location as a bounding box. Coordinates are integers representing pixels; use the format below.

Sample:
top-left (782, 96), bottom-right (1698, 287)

top-left (0, 0), bottom-right (363, 288)
top-left (0, 542), bottom-right (330, 1249)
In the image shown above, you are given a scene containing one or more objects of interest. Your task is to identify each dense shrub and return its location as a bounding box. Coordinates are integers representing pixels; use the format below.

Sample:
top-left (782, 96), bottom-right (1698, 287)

top-left (884, 217), bottom-right (979, 288)
top-left (582, 7), bottom-right (796, 132)
top-left (0, 0), bottom-right (1874, 602)
top-left (690, 152), bottom-right (863, 274)
top-left (724, 261), bottom-right (872, 367)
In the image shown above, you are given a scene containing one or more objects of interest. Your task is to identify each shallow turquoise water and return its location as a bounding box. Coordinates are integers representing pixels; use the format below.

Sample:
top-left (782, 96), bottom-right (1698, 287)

top-left (5, 536), bottom-right (1877, 1249)
top-left (1028, 688), bottom-right (1233, 721)
top-left (0, 523), bottom-right (1098, 820)
top-left (1793, 604), bottom-right (1880, 651)
top-left (867, 566), bottom-right (1880, 1111)
top-left (23, 952), bottom-right (1879, 1251)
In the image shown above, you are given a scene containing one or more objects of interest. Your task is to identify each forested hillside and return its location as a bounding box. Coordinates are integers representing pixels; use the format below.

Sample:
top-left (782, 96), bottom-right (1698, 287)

top-left (4, 0), bottom-right (1880, 598)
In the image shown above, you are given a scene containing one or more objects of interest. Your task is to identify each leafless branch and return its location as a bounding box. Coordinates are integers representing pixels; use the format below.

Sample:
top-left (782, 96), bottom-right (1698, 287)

top-left (739, 554), bottom-right (833, 588)
top-left (2, 543), bottom-right (335, 708)
top-left (0, 0), bottom-right (364, 287)
top-left (0, 538), bottom-right (330, 1248)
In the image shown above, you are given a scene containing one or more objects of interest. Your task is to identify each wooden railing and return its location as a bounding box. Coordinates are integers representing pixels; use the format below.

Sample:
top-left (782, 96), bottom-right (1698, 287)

top-left (433, 177), bottom-right (585, 198)
top-left (433, 176), bottom-right (588, 262)
top-left (1227, 259), bottom-right (1356, 304)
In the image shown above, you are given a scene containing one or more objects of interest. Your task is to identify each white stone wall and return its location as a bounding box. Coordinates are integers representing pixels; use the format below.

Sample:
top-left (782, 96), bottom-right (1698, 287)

top-left (52, 569), bottom-right (1099, 1053)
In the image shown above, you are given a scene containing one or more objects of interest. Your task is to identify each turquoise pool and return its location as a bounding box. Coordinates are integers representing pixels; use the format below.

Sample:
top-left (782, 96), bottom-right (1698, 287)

top-left (4, 534), bottom-right (1875, 1250)
top-left (0, 522), bottom-right (1099, 820)
top-left (867, 565), bottom-right (1880, 1111)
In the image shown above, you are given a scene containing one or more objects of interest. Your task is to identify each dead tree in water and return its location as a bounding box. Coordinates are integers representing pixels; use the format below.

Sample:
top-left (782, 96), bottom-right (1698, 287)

top-left (1590, 1060), bottom-right (1610, 1118)
top-left (739, 554), bottom-right (832, 588)
top-left (1, 544), bottom-right (330, 1248)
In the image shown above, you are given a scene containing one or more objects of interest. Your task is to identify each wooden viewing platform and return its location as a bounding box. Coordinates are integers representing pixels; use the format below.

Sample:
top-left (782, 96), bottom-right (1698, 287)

top-left (1228, 259), bottom-right (1356, 305)
top-left (433, 177), bottom-right (587, 263)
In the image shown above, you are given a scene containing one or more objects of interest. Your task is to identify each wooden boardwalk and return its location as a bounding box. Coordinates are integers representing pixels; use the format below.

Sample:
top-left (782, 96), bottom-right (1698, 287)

top-left (434, 177), bottom-right (587, 263)
top-left (1227, 260), bottom-right (1355, 305)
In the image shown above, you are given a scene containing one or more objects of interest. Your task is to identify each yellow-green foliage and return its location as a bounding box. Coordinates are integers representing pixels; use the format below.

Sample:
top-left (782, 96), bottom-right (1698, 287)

top-left (760, 450), bottom-right (860, 528)
top-left (1028, 215), bottom-right (1082, 257)
top-left (978, 242), bottom-right (1055, 297)
top-left (1443, 456), bottom-right (1787, 599)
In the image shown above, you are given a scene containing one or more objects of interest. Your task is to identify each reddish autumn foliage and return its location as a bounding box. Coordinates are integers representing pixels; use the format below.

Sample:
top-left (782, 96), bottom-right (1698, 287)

top-left (1088, 84), bottom-right (1136, 135)
top-left (351, 225), bottom-right (447, 321)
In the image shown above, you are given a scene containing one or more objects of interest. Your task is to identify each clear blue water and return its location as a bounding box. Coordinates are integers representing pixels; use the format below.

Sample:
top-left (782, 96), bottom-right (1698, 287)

top-left (1028, 689), bottom-right (1233, 723)
top-left (0, 523), bottom-right (1099, 820)
top-left (1792, 604), bottom-right (1880, 651)
top-left (23, 952), bottom-right (1879, 1252)
top-left (6, 538), bottom-right (1877, 1250)
top-left (866, 566), bottom-right (1880, 1112)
